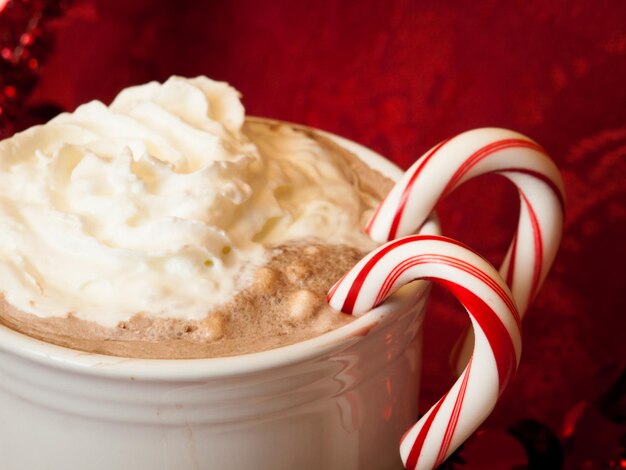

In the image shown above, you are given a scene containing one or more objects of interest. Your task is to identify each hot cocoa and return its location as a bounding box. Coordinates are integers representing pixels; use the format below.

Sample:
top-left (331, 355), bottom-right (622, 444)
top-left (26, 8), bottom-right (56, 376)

top-left (0, 77), bottom-right (392, 358)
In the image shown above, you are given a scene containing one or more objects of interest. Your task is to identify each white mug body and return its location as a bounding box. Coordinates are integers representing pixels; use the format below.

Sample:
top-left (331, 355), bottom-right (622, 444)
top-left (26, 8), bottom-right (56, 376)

top-left (0, 120), bottom-right (437, 470)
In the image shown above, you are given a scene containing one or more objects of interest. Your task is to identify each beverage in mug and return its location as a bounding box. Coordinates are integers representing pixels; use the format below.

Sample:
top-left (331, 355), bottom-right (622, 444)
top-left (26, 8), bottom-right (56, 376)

top-left (0, 76), bottom-right (565, 469)
top-left (0, 76), bottom-right (394, 359)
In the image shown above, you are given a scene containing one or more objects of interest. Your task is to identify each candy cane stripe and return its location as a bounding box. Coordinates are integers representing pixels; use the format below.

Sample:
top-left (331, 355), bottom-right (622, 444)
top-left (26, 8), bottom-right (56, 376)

top-left (505, 230), bottom-right (518, 287)
top-left (338, 235), bottom-right (475, 313)
top-left (328, 235), bottom-right (521, 469)
top-left (386, 138), bottom-right (451, 240)
top-left (374, 255), bottom-right (519, 327)
top-left (497, 167), bottom-right (565, 211)
top-left (443, 139), bottom-right (544, 195)
top-left (520, 190), bottom-right (543, 301)
top-left (437, 278), bottom-right (516, 390)
top-left (364, 128), bottom-right (564, 374)
top-left (351, 238), bottom-right (518, 321)
top-left (435, 356), bottom-right (473, 467)
top-left (339, 237), bottom-right (410, 313)
top-left (405, 394), bottom-right (448, 470)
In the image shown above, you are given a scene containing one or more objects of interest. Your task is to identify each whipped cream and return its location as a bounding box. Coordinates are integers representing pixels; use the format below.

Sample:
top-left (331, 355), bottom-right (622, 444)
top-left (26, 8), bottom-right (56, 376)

top-left (0, 76), bottom-right (379, 326)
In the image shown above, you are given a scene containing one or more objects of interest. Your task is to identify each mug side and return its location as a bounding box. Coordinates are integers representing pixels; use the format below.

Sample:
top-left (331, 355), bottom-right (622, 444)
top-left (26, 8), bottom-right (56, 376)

top-left (0, 121), bottom-right (438, 470)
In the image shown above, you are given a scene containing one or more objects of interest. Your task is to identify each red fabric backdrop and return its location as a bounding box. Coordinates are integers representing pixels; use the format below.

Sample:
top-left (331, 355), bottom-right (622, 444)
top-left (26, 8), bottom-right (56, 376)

top-left (18, 0), bottom-right (626, 466)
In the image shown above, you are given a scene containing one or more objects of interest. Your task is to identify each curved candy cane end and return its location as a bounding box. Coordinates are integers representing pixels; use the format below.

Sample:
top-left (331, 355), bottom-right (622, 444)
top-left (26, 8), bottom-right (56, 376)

top-left (327, 235), bottom-right (520, 470)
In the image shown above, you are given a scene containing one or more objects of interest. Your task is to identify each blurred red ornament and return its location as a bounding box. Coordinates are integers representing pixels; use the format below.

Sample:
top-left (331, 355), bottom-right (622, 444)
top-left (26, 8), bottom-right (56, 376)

top-left (563, 368), bottom-right (626, 469)
top-left (0, 0), bottom-right (72, 138)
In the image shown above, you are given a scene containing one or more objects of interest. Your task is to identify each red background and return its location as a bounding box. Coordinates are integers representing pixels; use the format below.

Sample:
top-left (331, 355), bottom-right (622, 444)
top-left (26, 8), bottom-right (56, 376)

top-left (15, 0), bottom-right (626, 466)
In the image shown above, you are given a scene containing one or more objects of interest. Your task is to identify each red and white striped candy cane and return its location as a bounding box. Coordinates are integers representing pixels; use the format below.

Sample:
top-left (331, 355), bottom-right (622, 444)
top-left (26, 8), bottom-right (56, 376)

top-left (365, 128), bottom-right (564, 370)
top-left (327, 235), bottom-right (522, 470)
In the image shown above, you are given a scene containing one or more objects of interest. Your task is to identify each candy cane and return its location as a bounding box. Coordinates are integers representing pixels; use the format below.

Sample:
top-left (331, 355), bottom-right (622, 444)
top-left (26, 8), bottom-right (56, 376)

top-left (365, 128), bottom-right (564, 370)
top-left (327, 235), bottom-right (522, 470)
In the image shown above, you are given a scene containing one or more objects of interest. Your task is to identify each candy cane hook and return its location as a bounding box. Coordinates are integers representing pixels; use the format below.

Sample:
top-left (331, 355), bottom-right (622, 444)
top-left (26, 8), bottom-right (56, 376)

top-left (328, 235), bottom-right (522, 469)
top-left (365, 128), bottom-right (564, 371)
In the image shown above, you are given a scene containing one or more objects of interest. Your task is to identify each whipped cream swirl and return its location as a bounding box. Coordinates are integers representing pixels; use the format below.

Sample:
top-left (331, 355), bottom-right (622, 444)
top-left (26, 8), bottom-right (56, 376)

top-left (0, 76), bottom-right (378, 325)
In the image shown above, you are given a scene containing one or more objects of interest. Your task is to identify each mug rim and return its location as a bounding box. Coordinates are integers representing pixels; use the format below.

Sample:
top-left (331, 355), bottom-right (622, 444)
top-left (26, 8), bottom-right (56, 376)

top-left (0, 117), bottom-right (439, 381)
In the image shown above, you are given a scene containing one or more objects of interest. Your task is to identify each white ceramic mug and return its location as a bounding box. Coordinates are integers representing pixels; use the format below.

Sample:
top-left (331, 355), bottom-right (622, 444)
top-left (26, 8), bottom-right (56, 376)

top-left (0, 119), bottom-right (564, 470)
